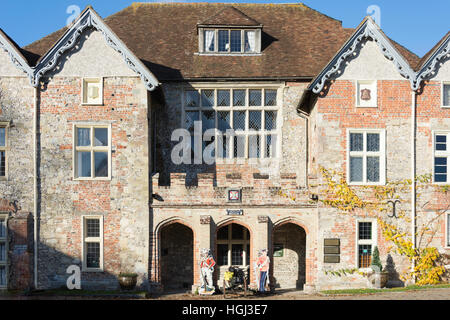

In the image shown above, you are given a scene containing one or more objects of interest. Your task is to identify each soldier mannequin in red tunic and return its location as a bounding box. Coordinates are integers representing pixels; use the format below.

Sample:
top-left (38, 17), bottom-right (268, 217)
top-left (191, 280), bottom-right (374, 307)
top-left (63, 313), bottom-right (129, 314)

top-left (199, 248), bottom-right (216, 294)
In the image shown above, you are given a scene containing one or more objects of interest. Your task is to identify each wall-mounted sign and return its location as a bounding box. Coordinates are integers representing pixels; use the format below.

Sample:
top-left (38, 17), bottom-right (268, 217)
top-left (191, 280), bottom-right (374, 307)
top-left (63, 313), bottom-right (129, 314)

top-left (228, 189), bottom-right (242, 203)
top-left (226, 209), bottom-right (243, 216)
top-left (273, 244), bottom-right (284, 257)
top-left (324, 238), bottom-right (341, 264)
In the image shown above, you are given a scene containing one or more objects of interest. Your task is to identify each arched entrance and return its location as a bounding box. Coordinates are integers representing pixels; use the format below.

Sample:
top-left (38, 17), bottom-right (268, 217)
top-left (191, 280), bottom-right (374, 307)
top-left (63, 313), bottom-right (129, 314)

top-left (160, 222), bottom-right (194, 291)
top-left (272, 223), bottom-right (306, 290)
top-left (215, 223), bottom-right (251, 286)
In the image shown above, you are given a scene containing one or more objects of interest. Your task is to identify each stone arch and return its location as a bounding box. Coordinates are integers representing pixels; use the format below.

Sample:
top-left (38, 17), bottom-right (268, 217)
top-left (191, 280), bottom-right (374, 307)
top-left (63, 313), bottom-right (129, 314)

top-left (271, 217), bottom-right (310, 290)
top-left (154, 217), bottom-right (196, 291)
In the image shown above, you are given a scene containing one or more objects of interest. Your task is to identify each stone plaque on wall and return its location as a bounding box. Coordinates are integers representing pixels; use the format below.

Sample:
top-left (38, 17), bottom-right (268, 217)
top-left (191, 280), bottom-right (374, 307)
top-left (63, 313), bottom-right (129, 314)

top-left (324, 238), bottom-right (340, 264)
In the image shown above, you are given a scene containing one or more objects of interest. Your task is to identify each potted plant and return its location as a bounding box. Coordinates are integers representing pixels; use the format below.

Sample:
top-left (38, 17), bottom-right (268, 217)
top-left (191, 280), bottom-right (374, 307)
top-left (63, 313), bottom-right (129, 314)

top-left (368, 247), bottom-right (388, 288)
top-left (118, 273), bottom-right (138, 291)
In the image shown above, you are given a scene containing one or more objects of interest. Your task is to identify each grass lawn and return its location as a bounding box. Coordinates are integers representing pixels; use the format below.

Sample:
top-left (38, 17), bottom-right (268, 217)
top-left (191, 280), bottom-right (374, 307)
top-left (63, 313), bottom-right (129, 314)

top-left (24, 288), bottom-right (148, 298)
top-left (321, 283), bottom-right (450, 295)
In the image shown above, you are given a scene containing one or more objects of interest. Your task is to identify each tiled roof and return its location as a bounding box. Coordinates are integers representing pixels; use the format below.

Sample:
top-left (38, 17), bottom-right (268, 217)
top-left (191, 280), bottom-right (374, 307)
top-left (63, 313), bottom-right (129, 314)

top-left (24, 3), bottom-right (420, 81)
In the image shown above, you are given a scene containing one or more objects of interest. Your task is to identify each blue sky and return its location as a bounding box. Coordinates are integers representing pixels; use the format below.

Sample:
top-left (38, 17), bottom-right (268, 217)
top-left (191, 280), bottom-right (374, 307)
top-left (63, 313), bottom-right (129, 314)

top-left (0, 0), bottom-right (448, 57)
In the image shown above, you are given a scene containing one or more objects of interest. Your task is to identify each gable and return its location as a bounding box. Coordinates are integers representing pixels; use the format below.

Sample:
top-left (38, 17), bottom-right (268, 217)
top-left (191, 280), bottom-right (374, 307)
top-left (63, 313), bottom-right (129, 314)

top-left (0, 49), bottom-right (28, 77)
top-left (0, 30), bottom-right (33, 80)
top-left (45, 29), bottom-right (137, 78)
top-left (334, 39), bottom-right (405, 81)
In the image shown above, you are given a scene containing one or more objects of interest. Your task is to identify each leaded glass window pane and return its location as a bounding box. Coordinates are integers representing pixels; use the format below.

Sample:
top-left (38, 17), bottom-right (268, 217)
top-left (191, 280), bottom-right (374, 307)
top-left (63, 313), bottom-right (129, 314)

top-left (233, 111), bottom-right (246, 131)
top-left (201, 111), bottom-right (215, 132)
top-left (217, 227), bottom-right (228, 240)
top-left (218, 244), bottom-right (228, 266)
top-left (86, 242), bottom-right (100, 269)
top-left (217, 111), bottom-right (231, 132)
top-left (234, 135), bottom-right (246, 158)
top-left (266, 135), bottom-right (277, 158)
top-left (244, 30), bottom-right (256, 53)
top-left (185, 111), bottom-right (199, 132)
top-left (248, 135), bottom-right (260, 159)
top-left (359, 222), bottom-right (372, 240)
top-left (367, 133), bottom-right (380, 152)
top-left (264, 90), bottom-right (277, 106)
top-left (265, 111), bottom-right (277, 131)
top-left (232, 244), bottom-right (244, 265)
top-left (249, 90), bottom-right (262, 106)
top-left (201, 90), bottom-right (214, 108)
top-left (86, 219), bottom-right (100, 238)
top-left (350, 133), bottom-right (363, 152)
top-left (230, 30), bottom-right (241, 52)
top-left (367, 156), bottom-right (380, 182)
top-left (232, 225), bottom-right (244, 240)
top-left (185, 90), bottom-right (200, 108)
top-left (233, 90), bottom-right (246, 106)
top-left (217, 90), bottom-right (230, 107)
top-left (218, 30), bottom-right (229, 52)
top-left (350, 156), bottom-right (363, 182)
top-left (204, 30), bottom-right (215, 52)
top-left (249, 111), bottom-right (262, 131)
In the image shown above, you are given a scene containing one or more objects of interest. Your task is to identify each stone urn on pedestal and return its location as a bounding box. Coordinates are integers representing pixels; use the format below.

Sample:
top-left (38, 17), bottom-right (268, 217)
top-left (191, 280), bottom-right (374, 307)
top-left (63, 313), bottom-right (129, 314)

top-left (119, 273), bottom-right (138, 291)
top-left (368, 247), bottom-right (388, 289)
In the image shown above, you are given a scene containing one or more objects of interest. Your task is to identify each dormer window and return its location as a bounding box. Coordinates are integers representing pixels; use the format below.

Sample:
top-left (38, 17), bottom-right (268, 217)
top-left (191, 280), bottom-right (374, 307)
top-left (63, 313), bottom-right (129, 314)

top-left (202, 29), bottom-right (259, 54)
top-left (198, 6), bottom-right (262, 55)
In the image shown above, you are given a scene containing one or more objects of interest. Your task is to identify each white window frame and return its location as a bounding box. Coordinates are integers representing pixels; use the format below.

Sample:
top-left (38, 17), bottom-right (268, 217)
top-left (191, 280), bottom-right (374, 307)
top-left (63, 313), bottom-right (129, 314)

top-left (356, 80), bottom-right (377, 108)
top-left (199, 28), bottom-right (261, 55)
top-left (81, 77), bottom-right (104, 106)
top-left (73, 123), bottom-right (112, 181)
top-left (446, 212), bottom-right (450, 249)
top-left (355, 219), bottom-right (377, 271)
top-left (441, 81), bottom-right (450, 108)
top-left (347, 129), bottom-right (386, 186)
top-left (433, 131), bottom-right (450, 184)
top-left (181, 85), bottom-right (282, 162)
top-left (217, 224), bottom-right (250, 268)
top-left (0, 214), bottom-right (8, 289)
top-left (0, 123), bottom-right (8, 181)
top-left (81, 215), bottom-right (104, 272)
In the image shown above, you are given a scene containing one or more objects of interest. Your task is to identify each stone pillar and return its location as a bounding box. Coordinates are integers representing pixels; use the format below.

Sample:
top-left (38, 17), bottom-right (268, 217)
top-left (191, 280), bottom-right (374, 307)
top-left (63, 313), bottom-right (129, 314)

top-left (192, 215), bottom-right (212, 293)
top-left (253, 215), bottom-right (269, 286)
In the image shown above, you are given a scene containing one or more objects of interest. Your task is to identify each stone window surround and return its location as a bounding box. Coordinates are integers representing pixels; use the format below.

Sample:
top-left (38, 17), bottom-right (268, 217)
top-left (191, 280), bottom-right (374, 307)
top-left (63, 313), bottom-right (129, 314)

top-left (346, 128), bottom-right (387, 186)
top-left (441, 81), bottom-right (450, 109)
top-left (433, 130), bottom-right (450, 184)
top-left (72, 123), bottom-right (112, 181)
top-left (355, 218), bottom-right (378, 271)
top-left (217, 224), bottom-right (250, 268)
top-left (0, 213), bottom-right (8, 289)
top-left (355, 80), bottom-right (378, 108)
top-left (81, 77), bottom-right (104, 106)
top-left (198, 28), bottom-right (262, 55)
top-left (181, 83), bottom-right (283, 162)
top-left (0, 122), bottom-right (9, 181)
top-left (81, 215), bottom-right (104, 272)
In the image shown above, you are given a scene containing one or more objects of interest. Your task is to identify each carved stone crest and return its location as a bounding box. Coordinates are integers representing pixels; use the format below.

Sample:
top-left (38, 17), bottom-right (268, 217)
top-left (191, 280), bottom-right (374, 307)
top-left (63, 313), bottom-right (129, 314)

top-left (360, 88), bottom-right (372, 101)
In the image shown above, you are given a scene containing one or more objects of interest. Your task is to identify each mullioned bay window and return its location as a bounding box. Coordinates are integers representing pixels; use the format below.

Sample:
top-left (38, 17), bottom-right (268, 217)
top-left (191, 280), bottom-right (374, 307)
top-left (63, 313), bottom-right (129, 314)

top-left (183, 87), bottom-right (280, 160)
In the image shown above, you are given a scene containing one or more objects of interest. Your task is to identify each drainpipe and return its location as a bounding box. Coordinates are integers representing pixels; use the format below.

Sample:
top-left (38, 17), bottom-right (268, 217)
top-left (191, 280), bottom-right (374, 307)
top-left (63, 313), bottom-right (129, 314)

top-left (33, 85), bottom-right (38, 289)
top-left (411, 90), bottom-right (417, 282)
top-left (297, 109), bottom-right (309, 189)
